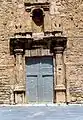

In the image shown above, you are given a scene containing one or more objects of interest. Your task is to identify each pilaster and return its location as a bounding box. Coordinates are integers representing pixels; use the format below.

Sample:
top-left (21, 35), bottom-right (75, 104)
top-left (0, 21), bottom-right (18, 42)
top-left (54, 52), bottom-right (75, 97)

top-left (14, 49), bottom-right (25, 104)
top-left (54, 46), bottom-right (66, 103)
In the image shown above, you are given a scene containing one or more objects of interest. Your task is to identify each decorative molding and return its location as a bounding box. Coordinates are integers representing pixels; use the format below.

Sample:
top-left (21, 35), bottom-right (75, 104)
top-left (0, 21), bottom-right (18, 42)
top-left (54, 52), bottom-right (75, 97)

top-left (14, 86), bottom-right (25, 92)
top-left (10, 31), bottom-right (67, 54)
top-left (24, 1), bottom-right (50, 12)
top-left (14, 49), bottom-right (24, 55)
top-left (55, 85), bottom-right (66, 91)
top-left (30, 8), bottom-right (45, 17)
top-left (53, 46), bottom-right (64, 54)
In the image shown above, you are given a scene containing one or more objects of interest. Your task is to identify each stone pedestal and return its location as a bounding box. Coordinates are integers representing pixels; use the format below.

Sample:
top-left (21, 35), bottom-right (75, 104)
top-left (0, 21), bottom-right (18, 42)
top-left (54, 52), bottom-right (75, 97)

top-left (14, 49), bottom-right (25, 104)
top-left (54, 47), bottom-right (66, 103)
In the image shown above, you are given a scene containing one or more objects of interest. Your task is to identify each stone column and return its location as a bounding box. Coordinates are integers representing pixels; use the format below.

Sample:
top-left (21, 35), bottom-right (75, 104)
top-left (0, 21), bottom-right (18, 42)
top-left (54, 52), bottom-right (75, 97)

top-left (54, 47), bottom-right (66, 103)
top-left (14, 49), bottom-right (25, 104)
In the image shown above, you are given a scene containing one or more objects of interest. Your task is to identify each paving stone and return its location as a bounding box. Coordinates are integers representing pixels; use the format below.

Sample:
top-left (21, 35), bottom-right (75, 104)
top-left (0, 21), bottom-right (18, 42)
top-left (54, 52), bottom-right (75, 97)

top-left (0, 105), bottom-right (83, 120)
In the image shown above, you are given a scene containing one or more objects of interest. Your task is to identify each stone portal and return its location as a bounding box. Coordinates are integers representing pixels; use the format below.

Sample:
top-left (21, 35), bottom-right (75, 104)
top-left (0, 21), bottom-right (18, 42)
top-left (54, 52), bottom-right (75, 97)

top-left (10, 0), bottom-right (67, 104)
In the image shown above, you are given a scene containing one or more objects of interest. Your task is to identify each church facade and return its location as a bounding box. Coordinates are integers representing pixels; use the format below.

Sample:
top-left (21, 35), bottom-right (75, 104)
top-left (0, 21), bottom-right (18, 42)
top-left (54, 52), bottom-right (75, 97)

top-left (0, 0), bottom-right (83, 104)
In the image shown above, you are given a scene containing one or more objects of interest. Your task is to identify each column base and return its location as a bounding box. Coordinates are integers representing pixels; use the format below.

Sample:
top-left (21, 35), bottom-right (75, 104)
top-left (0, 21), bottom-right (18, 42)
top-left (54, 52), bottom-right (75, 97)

top-left (55, 85), bottom-right (66, 103)
top-left (55, 85), bottom-right (66, 91)
top-left (14, 86), bottom-right (25, 104)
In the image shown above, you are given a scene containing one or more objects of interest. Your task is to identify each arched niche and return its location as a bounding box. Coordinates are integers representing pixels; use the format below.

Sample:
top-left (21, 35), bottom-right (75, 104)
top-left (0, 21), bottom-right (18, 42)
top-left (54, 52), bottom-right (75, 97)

top-left (31, 8), bottom-right (44, 33)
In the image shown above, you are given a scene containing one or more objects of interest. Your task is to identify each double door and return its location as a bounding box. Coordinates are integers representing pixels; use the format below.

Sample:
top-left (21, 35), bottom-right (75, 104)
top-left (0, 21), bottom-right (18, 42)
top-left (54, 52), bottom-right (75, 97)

top-left (26, 56), bottom-right (54, 103)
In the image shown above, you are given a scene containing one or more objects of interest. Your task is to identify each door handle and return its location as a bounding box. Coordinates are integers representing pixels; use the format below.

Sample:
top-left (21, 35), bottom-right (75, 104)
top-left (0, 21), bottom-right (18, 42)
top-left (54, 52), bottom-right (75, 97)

top-left (42, 75), bottom-right (53, 77)
top-left (27, 75), bottom-right (37, 77)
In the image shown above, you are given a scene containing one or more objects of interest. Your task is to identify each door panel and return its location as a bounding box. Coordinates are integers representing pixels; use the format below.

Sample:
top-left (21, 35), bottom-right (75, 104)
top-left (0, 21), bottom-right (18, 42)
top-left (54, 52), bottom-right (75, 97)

top-left (37, 75), bottom-right (43, 102)
top-left (26, 56), bottom-right (53, 103)
top-left (26, 75), bottom-right (38, 102)
top-left (42, 75), bottom-right (53, 102)
top-left (26, 57), bottom-right (40, 75)
top-left (40, 57), bottom-right (53, 75)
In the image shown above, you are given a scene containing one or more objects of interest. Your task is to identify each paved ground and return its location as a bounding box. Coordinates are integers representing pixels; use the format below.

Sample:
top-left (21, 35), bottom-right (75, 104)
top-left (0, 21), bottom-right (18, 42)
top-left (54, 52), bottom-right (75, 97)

top-left (0, 105), bottom-right (83, 120)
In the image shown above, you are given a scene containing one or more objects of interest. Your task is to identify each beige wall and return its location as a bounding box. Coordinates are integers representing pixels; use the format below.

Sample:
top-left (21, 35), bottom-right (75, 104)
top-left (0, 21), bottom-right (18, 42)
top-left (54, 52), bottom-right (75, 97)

top-left (0, 0), bottom-right (83, 104)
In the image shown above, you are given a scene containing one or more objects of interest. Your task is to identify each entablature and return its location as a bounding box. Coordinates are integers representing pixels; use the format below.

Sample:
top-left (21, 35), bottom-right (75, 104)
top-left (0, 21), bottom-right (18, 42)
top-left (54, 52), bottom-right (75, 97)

top-left (10, 31), bottom-right (67, 55)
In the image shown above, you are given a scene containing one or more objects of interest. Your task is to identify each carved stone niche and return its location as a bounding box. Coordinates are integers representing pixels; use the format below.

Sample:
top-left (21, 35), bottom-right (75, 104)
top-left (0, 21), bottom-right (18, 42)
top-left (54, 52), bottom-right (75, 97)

top-left (24, 0), bottom-right (50, 33)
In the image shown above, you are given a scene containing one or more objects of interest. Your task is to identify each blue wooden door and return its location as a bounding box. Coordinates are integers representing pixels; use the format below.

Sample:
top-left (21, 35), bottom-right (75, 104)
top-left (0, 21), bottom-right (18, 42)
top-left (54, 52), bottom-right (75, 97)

top-left (26, 57), bottom-right (53, 103)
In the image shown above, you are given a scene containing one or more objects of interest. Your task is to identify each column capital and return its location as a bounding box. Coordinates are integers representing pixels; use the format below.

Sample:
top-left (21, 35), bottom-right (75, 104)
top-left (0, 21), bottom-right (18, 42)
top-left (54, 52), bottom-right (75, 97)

top-left (14, 49), bottom-right (24, 55)
top-left (54, 46), bottom-right (64, 54)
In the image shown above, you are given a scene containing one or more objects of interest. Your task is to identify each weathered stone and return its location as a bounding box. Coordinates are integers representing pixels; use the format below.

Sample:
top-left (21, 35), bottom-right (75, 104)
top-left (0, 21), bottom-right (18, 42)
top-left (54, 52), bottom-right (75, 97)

top-left (0, 0), bottom-right (83, 104)
top-left (77, 97), bottom-right (82, 101)
top-left (71, 97), bottom-right (77, 102)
